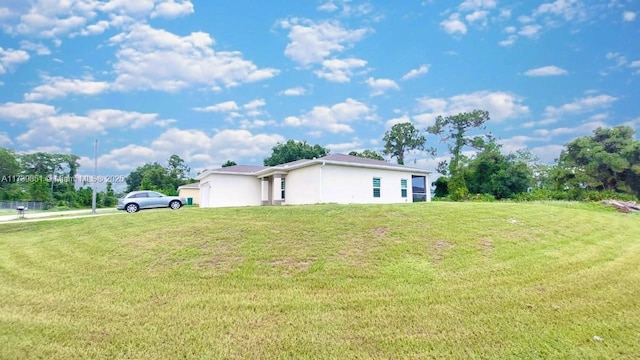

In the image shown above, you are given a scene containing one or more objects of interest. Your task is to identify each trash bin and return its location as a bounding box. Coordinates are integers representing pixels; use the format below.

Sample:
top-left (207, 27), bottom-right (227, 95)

top-left (187, 197), bottom-right (193, 206)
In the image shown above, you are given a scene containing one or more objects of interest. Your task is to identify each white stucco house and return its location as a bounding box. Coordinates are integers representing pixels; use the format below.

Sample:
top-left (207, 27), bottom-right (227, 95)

top-left (195, 154), bottom-right (431, 208)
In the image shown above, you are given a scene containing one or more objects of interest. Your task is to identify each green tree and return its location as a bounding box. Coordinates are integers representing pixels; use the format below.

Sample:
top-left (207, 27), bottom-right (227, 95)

top-left (554, 126), bottom-right (640, 198)
top-left (0, 148), bottom-right (21, 192)
top-left (264, 139), bottom-right (329, 166)
top-left (465, 143), bottom-right (532, 199)
top-left (348, 150), bottom-right (384, 161)
top-left (222, 160), bottom-right (237, 167)
top-left (427, 109), bottom-right (492, 175)
top-left (101, 182), bottom-right (117, 207)
top-left (125, 155), bottom-right (192, 195)
top-left (382, 122), bottom-right (428, 165)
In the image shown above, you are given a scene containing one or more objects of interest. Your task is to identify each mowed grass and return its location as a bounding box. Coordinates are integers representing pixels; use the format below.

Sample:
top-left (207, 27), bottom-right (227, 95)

top-left (0, 202), bottom-right (639, 359)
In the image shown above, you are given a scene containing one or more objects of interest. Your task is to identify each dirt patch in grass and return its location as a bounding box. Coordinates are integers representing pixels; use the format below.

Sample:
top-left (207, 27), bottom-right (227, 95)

top-left (432, 240), bottom-right (455, 262)
top-left (478, 239), bottom-right (494, 255)
top-left (269, 258), bottom-right (316, 276)
top-left (196, 240), bottom-right (244, 272)
top-left (372, 227), bottom-right (388, 237)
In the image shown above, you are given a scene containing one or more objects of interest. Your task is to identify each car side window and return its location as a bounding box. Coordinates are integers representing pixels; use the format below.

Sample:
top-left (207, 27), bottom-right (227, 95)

top-left (148, 192), bottom-right (162, 198)
top-left (132, 192), bottom-right (148, 198)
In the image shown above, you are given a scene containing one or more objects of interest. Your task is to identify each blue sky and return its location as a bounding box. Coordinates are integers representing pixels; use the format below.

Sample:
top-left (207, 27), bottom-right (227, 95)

top-left (0, 0), bottom-right (638, 184)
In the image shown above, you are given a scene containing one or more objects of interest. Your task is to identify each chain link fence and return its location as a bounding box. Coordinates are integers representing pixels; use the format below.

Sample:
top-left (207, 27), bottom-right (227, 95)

top-left (0, 201), bottom-right (44, 211)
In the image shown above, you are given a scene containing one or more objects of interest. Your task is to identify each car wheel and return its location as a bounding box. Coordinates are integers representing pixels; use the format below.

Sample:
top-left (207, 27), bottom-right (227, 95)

top-left (125, 203), bottom-right (139, 213)
top-left (169, 200), bottom-right (182, 210)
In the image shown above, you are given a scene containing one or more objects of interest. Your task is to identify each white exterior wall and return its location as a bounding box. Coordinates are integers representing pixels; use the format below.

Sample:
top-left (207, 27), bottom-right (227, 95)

top-left (199, 174), bottom-right (262, 208)
top-left (320, 164), bottom-right (414, 204)
top-left (284, 164), bottom-right (322, 205)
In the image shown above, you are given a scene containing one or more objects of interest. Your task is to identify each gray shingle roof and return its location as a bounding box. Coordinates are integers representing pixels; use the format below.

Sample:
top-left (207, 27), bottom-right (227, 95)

top-left (212, 165), bottom-right (268, 174)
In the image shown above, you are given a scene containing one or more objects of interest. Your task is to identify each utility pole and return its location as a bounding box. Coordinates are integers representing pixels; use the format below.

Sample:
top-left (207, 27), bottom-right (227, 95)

top-left (91, 138), bottom-right (98, 214)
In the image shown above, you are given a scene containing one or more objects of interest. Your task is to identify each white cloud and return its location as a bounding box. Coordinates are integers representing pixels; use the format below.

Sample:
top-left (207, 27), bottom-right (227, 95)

top-left (499, 35), bottom-right (518, 47)
top-left (244, 99), bottom-right (266, 110)
top-left (151, 0), bottom-right (194, 19)
top-left (530, 144), bottom-right (564, 163)
top-left (465, 10), bottom-right (489, 26)
top-left (498, 135), bottom-right (547, 153)
top-left (0, 47), bottom-right (30, 74)
top-left (24, 76), bottom-right (111, 100)
top-left (524, 65), bottom-right (568, 77)
top-left (0, 102), bottom-right (56, 120)
top-left (534, 0), bottom-right (586, 21)
top-left (534, 120), bottom-right (608, 137)
top-left (440, 13), bottom-right (467, 35)
top-left (629, 60), bottom-right (640, 68)
top-left (281, 86), bottom-right (307, 96)
top-left (279, 18), bottom-right (370, 65)
top-left (544, 94), bottom-right (618, 117)
top-left (20, 41), bottom-right (51, 55)
top-left (401, 64), bottom-right (430, 81)
top-left (0, 132), bottom-right (12, 146)
top-left (414, 91), bottom-right (529, 125)
top-left (315, 57), bottom-right (367, 82)
top-left (518, 24), bottom-right (542, 38)
top-left (16, 109), bottom-right (170, 146)
top-left (385, 115), bottom-right (412, 129)
top-left (365, 77), bottom-right (400, 97)
top-left (193, 101), bottom-right (239, 113)
top-left (623, 11), bottom-right (636, 22)
top-left (283, 98), bottom-right (375, 133)
top-left (326, 140), bottom-right (363, 153)
top-left (606, 52), bottom-right (627, 67)
top-left (109, 24), bottom-right (278, 92)
top-left (317, 1), bottom-right (339, 12)
top-left (458, 0), bottom-right (497, 11)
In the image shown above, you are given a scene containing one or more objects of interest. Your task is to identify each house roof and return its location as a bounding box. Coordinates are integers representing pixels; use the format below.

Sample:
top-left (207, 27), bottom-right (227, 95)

top-left (196, 154), bottom-right (430, 180)
top-left (259, 154), bottom-right (429, 174)
top-left (195, 165), bottom-right (268, 180)
top-left (177, 182), bottom-right (200, 189)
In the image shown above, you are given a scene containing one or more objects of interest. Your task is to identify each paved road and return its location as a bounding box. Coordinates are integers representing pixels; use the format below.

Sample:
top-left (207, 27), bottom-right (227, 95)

top-left (0, 208), bottom-right (121, 224)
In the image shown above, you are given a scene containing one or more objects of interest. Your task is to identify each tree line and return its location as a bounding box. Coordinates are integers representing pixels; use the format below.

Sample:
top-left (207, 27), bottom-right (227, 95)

top-left (1, 108), bottom-right (638, 208)
top-left (252, 110), bottom-right (640, 201)
top-left (0, 150), bottom-right (193, 209)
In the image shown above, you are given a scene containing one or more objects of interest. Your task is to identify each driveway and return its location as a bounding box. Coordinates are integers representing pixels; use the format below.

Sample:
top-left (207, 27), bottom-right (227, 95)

top-left (0, 208), bottom-right (122, 224)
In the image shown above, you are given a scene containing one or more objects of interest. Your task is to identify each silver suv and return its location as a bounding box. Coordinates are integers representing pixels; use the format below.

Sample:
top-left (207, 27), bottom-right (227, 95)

top-left (116, 191), bottom-right (187, 213)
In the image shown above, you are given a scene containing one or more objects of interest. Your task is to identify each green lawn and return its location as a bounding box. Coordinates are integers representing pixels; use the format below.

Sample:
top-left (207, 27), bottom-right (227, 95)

top-left (0, 202), bottom-right (638, 359)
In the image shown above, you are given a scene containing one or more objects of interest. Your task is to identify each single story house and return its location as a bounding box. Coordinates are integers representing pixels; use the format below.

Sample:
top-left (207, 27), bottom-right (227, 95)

top-left (195, 154), bottom-right (431, 208)
top-left (177, 182), bottom-right (200, 205)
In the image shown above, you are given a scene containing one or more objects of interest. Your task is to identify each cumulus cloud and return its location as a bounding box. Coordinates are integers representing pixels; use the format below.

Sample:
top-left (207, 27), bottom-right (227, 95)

top-left (0, 102), bottom-right (56, 120)
top-left (365, 77), bottom-right (400, 97)
top-left (283, 98), bottom-right (375, 133)
top-left (0, 47), bottom-right (30, 74)
top-left (524, 65), bottom-right (568, 77)
top-left (401, 64), bottom-right (430, 81)
top-left (193, 101), bottom-right (240, 113)
top-left (518, 24), bottom-right (542, 38)
top-left (414, 91), bottom-right (529, 125)
top-left (623, 11), bottom-right (636, 22)
top-left (151, 0), bottom-right (194, 19)
top-left (544, 94), bottom-right (618, 117)
top-left (10, 106), bottom-right (172, 146)
top-left (109, 24), bottom-right (278, 92)
top-left (315, 58), bottom-right (367, 83)
top-left (279, 18), bottom-right (370, 65)
top-left (24, 76), bottom-right (111, 100)
top-left (281, 86), bottom-right (307, 96)
top-left (440, 13), bottom-right (467, 35)
top-left (89, 127), bottom-right (284, 172)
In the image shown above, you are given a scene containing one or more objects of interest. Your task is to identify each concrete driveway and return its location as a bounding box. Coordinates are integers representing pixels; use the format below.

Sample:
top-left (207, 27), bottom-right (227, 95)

top-left (0, 208), bottom-right (122, 224)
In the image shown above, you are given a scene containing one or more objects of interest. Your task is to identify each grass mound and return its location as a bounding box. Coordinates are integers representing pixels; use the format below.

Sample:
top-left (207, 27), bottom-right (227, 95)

top-left (1, 202), bottom-right (638, 359)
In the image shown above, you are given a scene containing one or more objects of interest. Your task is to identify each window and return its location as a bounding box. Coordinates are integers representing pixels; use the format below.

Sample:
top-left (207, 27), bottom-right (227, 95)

top-left (373, 177), bottom-right (381, 198)
top-left (281, 178), bottom-right (285, 199)
top-left (401, 179), bottom-right (408, 198)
